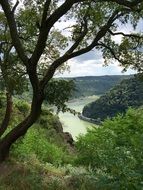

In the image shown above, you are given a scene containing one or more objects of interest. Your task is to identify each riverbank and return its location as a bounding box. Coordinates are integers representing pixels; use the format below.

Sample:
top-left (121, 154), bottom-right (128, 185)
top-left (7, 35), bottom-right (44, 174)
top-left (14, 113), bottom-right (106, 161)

top-left (78, 113), bottom-right (101, 125)
top-left (58, 95), bottom-right (99, 140)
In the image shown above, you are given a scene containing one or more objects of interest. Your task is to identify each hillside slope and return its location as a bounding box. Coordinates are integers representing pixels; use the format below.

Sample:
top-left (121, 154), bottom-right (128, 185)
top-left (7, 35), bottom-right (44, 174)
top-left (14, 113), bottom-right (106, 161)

top-left (18, 75), bottom-right (132, 101)
top-left (70, 75), bottom-right (132, 98)
top-left (82, 76), bottom-right (143, 121)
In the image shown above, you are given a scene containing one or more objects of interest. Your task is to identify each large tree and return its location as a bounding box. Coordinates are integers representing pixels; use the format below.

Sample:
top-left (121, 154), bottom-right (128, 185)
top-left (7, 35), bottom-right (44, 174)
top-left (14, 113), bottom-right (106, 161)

top-left (0, 0), bottom-right (142, 162)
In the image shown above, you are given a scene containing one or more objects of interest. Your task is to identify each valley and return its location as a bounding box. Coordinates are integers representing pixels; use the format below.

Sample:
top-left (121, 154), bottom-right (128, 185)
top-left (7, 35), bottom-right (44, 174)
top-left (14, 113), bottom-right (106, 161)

top-left (58, 95), bottom-right (99, 140)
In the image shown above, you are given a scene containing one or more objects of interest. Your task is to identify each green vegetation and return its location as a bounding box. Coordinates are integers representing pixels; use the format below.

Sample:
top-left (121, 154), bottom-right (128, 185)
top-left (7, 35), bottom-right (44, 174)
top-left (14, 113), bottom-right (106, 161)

top-left (0, 95), bottom-right (74, 165)
top-left (45, 79), bottom-right (75, 112)
top-left (0, 160), bottom-right (98, 190)
top-left (0, 0), bottom-right (143, 189)
top-left (16, 75), bottom-right (130, 101)
top-left (83, 77), bottom-right (143, 121)
top-left (76, 108), bottom-right (143, 189)
top-left (72, 75), bottom-right (131, 97)
top-left (0, 0), bottom-right (142, 162)
top-left (1, 98), bottom-right (143, 189)
top-left (11, 116), bottom-right (73, 165)
top-left (0, 95), bottom-right (98, 190)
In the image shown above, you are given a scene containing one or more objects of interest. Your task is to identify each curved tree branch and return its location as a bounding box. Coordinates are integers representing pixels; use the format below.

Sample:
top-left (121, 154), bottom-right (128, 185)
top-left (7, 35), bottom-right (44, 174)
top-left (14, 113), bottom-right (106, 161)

top-left (0, 0), bottom-right (28, 65)
top-left (11, 0), bottom-right (19, 14)
top-left (97, 42), bottom-right (123, 63)
top-left (65, 9), bottom-right (125, 59)
top-left (39, 10), bottom-right (123, 89)
top-left (30, 0), bottom-right (79, 66)
top-left (108, 29), bottom-right (143, 39)
top-left (41, 0), bottom-right (52, 27)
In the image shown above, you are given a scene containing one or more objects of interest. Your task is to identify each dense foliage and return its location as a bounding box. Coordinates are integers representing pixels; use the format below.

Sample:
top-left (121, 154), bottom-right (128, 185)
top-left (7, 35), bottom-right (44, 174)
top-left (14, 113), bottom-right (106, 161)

top-left (76, 108), bottom-right (143, 189)
top-left (83, 77), bottom-right (143, 120)
top-left (15, 75), bottom-right (130, 102)
top-left (45, 79), bottom-right (75, 112)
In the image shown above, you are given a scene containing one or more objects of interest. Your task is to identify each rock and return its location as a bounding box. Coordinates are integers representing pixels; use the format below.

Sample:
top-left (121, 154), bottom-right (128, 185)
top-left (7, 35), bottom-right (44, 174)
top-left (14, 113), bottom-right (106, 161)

top-left (53, 119), bottom-right (63, 133)
top-left (52, 116), bottom-right (74, 147)
top-left (63, 132), bottom-right (74, 146)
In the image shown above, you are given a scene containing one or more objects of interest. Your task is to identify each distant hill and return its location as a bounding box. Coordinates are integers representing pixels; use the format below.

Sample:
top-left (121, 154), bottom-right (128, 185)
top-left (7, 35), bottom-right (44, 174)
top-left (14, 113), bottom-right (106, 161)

top-left (15, 75), bottom-right (132, 101)
top-left (69, 75), bottom-right (132, 98)
top-left (82, 76), bottom-right (143, 121)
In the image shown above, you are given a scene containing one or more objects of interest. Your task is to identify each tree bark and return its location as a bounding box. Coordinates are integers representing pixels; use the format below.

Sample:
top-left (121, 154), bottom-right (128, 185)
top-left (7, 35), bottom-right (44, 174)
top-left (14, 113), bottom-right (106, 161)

top-left (0, 93), bottom-right (43, 162)
top-left (0, 92), bottom-right (13, 137)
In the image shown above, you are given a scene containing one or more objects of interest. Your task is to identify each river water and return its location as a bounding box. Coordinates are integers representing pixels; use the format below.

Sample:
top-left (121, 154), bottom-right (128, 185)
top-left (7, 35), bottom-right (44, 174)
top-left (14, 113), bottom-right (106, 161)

top-left (58, 95), bottom-right (99, 140)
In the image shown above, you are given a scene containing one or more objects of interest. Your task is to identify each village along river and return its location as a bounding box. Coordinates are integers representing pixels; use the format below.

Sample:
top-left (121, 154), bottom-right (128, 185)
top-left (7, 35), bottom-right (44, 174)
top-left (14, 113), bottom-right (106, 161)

top-left (58, 96), bottom-right (99, 140)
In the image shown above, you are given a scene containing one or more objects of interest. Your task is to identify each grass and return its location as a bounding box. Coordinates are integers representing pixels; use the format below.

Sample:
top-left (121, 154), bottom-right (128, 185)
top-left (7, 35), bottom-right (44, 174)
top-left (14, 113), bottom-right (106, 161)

top-left (0, 158), bottom-right (96, 190)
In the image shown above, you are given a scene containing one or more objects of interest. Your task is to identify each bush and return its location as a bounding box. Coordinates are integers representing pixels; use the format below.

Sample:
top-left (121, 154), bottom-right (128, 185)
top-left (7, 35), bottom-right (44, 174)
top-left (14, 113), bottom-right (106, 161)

top-left (76, 108), bottom-right (143, 189)
top-left (15, 100), bottom-right (30, 116)
top-left (11, 126), bottom-right (70, 165)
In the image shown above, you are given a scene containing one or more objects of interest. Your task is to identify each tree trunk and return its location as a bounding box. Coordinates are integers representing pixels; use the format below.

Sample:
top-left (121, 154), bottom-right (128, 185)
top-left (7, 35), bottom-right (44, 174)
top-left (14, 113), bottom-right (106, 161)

top-left (0, 140), bottom-right (10, 162)
top-left (0, 92), bottom-right (13, 137)
top-left (0, 93), bottom-right (43, 163)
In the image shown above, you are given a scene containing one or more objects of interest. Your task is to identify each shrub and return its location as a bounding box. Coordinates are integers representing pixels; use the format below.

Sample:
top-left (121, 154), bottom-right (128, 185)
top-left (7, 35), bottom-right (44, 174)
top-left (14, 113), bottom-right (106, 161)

top-left (15, 100), bottom-right (30, 116)
top-left (76, 108), bottom-right (143, 189)
top-left (11, 126), bottom-right (70, 165)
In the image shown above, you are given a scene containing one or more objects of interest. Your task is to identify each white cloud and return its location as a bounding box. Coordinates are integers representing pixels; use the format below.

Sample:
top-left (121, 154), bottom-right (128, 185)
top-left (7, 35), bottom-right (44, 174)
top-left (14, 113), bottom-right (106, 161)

top-left (57, 58), bottom-right (136, 77)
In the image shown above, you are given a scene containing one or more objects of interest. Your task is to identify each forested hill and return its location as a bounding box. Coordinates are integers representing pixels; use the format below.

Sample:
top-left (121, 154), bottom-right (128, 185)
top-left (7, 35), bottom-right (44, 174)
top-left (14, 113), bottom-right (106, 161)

top-left (82, 77), bottom-right (143, 121)
top-left (17, 75), bottom-right (131, 100)
top-left (68, 75), bottom-right (132, 98)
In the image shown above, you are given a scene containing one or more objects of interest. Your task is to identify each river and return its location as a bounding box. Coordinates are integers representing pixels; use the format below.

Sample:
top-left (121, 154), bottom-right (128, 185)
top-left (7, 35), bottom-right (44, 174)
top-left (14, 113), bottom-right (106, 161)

top-left (58, 95), bottom-right (99, 140)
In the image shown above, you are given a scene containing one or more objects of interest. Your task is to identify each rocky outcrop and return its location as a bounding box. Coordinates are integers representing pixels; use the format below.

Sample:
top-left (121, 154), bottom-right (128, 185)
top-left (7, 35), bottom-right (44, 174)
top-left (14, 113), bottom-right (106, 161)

top-left (52, 115), bottom-right (74, 147)
top-left (63, 132), bottom-right (74, 146)
top-left (38, 110), bottom-right (74, 148)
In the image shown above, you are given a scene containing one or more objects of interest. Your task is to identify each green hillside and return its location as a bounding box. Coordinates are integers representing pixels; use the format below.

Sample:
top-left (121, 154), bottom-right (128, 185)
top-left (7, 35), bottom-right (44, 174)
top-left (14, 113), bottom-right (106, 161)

top-left (17, 75), bottom-right (132, 101)
top-left (70, 75), bottom-right (132, 98)
top-left (82, 76), bottom-right (143, 121)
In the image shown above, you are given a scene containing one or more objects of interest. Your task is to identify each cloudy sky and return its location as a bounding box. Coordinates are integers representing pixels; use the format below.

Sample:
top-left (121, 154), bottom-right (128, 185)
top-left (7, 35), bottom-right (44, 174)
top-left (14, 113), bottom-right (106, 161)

top-left (56, 17), bottom-right (142, 78)
top-left (57, 51), bottom-right (136, 77)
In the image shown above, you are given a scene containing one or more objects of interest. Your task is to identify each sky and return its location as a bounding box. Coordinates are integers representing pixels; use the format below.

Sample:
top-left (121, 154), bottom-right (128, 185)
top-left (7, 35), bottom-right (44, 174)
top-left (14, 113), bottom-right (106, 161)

top-left (57, 51), bottom-right (136, 77)
top-left (57, 21), bottom-right (143, 77)
top-left (55, 14), bottom-right (143, 78)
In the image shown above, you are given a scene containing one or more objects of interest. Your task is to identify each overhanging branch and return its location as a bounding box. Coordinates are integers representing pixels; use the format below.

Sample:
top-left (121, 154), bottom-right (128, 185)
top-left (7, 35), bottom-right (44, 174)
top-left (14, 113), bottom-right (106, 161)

top-left (11, 0), bottom-right (19, 13)
top-left (41, 0), bottom-right (52, 27)
top-left (108, 29), bottom-right (143, 39)
top-left (30, 0), bottom-right (78, 66)
top-left (66, 17), bottom-right (88, 55)
top-left (97, 42), bottom-right (123, 63)
top-left (39, 10), bottom-right (123, 89)
top-left (66, 9), bottom-right (124, 59)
